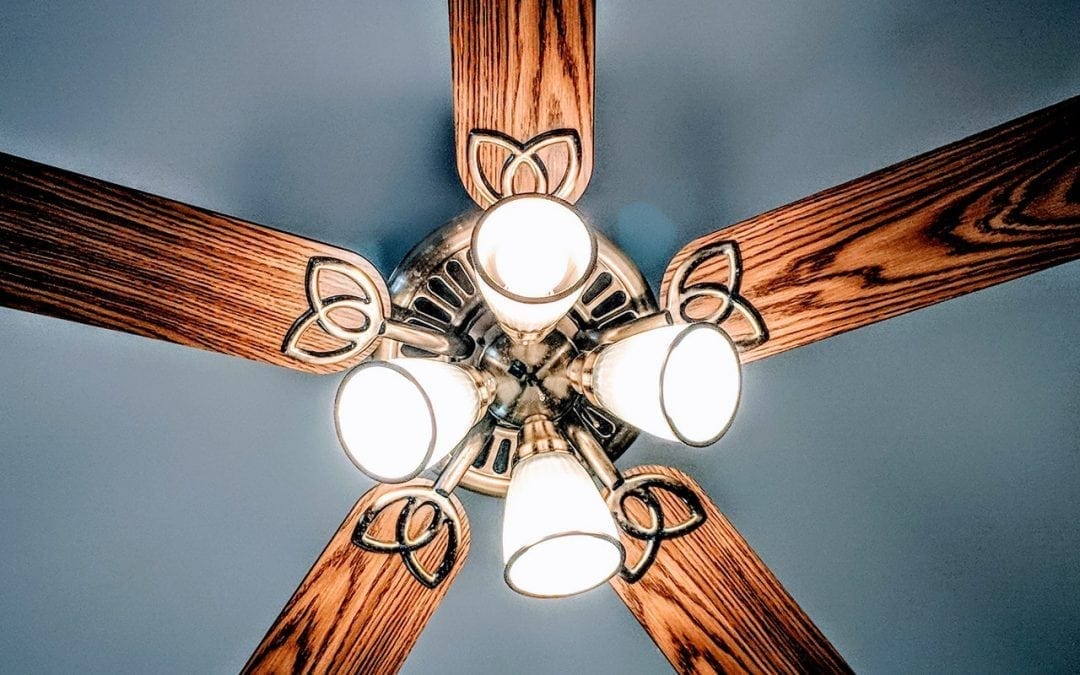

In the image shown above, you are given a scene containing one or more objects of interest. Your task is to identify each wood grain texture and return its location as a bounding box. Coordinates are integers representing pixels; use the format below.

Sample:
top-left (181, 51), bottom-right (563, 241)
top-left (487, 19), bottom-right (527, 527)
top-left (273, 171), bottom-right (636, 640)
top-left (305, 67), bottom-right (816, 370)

top-left (662, 96), bottom-right (1080, 363)
top-left (610, 465), bottom-right (850, 674)
top-left (0, 152), bottom-right (387, 374)
top-left (243, 481), bottom-right (469, 675)
top-left (449, 0), bottom-right (594, 204)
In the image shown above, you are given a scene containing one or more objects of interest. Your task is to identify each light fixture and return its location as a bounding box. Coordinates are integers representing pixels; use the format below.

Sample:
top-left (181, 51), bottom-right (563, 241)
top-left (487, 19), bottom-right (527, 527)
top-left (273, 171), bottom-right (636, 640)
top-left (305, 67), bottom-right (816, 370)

top-left (568, 320), bottom-right (742, 447)
top-left (502, 416), bottom-right (624, 598)
top-left (334, 358), bottom-right (495, 483)
top-left (469, 194), bottom-right (597, 344)
top-left (312, 136), bottom-right (765, 598)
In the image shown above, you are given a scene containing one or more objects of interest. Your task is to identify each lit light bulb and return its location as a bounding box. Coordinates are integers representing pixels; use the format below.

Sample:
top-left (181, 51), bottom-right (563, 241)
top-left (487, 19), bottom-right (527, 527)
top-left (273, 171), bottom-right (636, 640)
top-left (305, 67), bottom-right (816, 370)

top-left (576, 322), bottom-right (741, 447)
top-left (470, 195), bottom-right (596, 343)
top-left (502, 418), bottom-right (624, 598)
top-left (490, 230), bottom-right (571, 297)
top-left (334, 359), bottom-right (494, 482)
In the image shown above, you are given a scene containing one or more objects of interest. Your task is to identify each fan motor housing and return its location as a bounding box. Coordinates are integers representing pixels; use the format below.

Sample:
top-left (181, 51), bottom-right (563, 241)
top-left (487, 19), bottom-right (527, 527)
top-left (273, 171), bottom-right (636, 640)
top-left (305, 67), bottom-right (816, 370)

top-left (376, 210), bottom-right (658, 497)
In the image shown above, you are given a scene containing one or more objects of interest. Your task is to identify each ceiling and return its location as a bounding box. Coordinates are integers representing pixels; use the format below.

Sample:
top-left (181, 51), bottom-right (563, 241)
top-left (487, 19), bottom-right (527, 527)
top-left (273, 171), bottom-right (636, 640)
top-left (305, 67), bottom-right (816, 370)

top-left (1, 1), bottom-right (1078, 672)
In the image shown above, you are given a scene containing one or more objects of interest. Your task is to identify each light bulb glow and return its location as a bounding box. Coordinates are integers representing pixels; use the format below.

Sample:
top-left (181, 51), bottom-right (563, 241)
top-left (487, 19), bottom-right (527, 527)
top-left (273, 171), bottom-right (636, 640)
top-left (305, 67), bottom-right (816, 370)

top-left (334, 359), bottom-right (486, 482)
top-left (490, 230), bottom-right (575, 297)
top-left (471, 195), bottom-right (596, 341)
top-left (589, 322), bottom-right (741, 446)
top-left (502, 452), bottom-right (624, 598)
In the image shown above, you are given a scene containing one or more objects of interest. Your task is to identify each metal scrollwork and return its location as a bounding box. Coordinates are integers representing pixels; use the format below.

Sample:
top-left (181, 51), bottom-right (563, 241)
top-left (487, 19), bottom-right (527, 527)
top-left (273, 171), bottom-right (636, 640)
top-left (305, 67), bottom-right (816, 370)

top-left (467, 129), bottom-right (582, 206)
top-left (665, 242), bottom-right (769, 350)
top-left (352, 486), bottom-right (462, 589)
top-left (607, 473), bottom-right (706, 583)
top-left (282, 257), bottom-right (387, 365)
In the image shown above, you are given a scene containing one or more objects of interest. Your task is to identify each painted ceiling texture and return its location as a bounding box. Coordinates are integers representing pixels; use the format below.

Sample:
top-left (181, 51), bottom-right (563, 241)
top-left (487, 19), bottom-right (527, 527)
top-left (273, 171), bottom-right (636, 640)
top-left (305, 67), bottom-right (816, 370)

top-left (1, 1), bottom-right (1078, 673)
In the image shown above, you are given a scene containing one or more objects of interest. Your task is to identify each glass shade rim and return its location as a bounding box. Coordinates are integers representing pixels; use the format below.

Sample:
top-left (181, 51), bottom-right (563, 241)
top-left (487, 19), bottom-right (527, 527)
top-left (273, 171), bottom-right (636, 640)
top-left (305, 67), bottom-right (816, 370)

top-left (334, 360), bottom-right (437, 483)
top-left (468, 193), bottom-right (598, 305)
top-left (502, 530), bottom-right (626, 598)
top-left (658, 322), bottom-right (742, 448)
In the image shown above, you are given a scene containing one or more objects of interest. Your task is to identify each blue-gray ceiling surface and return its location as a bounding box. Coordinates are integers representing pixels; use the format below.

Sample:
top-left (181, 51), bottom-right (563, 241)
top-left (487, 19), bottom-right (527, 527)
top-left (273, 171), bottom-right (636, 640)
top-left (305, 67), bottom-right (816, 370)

top-left (1, 1), bottom-right (1078, 673)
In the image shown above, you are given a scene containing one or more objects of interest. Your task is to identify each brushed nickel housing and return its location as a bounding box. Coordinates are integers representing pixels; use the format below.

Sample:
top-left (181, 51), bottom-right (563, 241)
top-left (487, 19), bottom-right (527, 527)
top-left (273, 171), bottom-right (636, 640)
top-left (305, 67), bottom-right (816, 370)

top-left (375, 209), bottom-right (659, 496)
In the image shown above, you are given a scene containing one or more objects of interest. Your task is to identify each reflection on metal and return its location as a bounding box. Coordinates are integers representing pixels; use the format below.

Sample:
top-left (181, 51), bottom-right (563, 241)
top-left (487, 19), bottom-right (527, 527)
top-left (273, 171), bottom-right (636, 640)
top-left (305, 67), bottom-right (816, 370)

top-left (467, 129), bottom-right (582, 206)
top-left (382, 318), bottom-right (473, 359)
top-left (282, 257), bottom-right (388, 365)
top-left (352, 485), bottom-right (462, 589)
top-left (606, 473), bottom-right (707, 583)
top-left (593, 311), bottom-right (673, 346)
top-left (514, 414), bottom-right (570, 465)
top-left (665, 242), bottom-right (769, 350)
top-left (377, 212), bottom-right (657, 496)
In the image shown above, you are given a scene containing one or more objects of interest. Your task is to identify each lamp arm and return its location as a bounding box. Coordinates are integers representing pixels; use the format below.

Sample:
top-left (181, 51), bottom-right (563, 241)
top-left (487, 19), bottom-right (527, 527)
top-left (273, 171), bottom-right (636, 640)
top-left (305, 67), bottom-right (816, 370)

top-left (383, 310), bottom-right (473, 359)
top-left (564, 422), bottom-right (623, 492)
top-left (590, 310), bottom-right (673, 347)
top-left (434, 417), bottom-right (495, 494)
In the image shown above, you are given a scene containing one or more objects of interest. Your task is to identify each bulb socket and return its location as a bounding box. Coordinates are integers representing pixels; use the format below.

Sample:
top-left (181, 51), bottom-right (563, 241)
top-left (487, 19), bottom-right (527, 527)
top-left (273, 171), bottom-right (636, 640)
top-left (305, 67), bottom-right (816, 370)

top-left (465, 367), bottom-right (499, 415)
top-left (515, 414), bottom-right (570, 465)
top-left (566, 351), bottom-right (600, 405)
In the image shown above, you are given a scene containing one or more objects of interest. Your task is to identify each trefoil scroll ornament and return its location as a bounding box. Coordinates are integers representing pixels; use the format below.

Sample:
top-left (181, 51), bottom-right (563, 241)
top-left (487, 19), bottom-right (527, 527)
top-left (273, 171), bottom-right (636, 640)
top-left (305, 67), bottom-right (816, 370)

top-left (281, 257), bottom-right (387, 365)
top-left (467, 129), bottom-right (582, 207)
top-left (352, 485), bottom-right (462, 589)
top-left (606, 473), bottom-right (706, 582)
top-left (665, 241), bottom-right (769, 350)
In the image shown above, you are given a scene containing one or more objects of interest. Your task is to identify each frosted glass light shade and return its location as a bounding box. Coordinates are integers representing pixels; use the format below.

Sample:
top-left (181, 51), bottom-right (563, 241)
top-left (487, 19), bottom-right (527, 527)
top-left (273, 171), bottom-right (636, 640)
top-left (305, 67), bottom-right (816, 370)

top-left (470, 195), bottom-right (596, 343)
top-left (502, 452), bottom-right (624, 598)
top-left (589, 323), bottom-right (741, 447)
top-left (335, 359), bottom-right (487, 483)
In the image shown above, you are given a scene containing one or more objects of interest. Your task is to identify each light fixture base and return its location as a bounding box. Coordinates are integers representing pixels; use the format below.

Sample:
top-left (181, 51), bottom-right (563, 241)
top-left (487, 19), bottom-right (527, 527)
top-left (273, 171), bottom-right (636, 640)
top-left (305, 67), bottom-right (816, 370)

top-left (376, 210), bottom-right (658, 496)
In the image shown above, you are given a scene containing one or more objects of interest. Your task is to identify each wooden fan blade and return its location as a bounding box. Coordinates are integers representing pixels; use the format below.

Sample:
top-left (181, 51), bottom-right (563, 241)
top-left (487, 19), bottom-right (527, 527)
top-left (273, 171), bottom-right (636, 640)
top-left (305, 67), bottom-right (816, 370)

top-left (661, 96), bottom-right (1080, 363)
top-left (243, 480), bottom-right (470, 674)
top-left (609, 465), bottom-right (850, 674)
top-left (449, 0), bottom-right (594, 205)
top-left (0, 152), bottom-right (389, 374)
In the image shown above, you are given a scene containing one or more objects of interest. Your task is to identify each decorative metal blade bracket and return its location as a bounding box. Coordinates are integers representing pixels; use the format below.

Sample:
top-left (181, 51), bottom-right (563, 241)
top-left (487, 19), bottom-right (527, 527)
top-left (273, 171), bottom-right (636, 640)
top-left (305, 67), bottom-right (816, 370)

top-left (467, 129), bottom-right (582, 207)
top-left (282, 257), bottom-right (388, 365)
top-left (352, 485), bottom-right (462, 589)
top-left (282, 256), bottom-right (473, 365)
top-left (606, 473), bottom-right (707, 582)
top-left (665, 242), bottom-right (769, 350)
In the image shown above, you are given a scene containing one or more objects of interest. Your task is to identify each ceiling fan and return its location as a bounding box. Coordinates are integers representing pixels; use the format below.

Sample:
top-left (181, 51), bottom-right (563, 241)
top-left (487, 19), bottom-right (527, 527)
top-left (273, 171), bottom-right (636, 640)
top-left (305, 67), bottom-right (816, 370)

top-left (1, 1), bottom-right (1078, 672)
